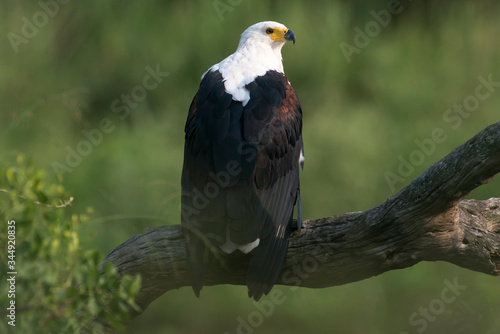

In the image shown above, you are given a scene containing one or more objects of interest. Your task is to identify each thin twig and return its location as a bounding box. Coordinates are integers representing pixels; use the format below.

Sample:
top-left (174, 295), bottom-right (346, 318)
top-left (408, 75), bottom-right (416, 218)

top-left (0, 188), bottom-right (74, 208)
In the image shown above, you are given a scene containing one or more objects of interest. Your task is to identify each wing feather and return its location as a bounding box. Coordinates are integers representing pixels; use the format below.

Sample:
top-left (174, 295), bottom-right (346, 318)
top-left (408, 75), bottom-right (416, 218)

top-left (181, 69), bottom-right (303, 300)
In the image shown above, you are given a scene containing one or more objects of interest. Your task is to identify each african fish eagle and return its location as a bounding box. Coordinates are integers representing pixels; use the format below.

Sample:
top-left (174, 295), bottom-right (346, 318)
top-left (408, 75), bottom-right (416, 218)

top-left (181, 21), bottom-right (303, 301)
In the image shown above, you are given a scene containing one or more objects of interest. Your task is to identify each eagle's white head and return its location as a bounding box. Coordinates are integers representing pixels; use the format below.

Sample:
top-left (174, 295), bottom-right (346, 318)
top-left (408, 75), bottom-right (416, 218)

top-left (238, 21), bottom-right (296, 51)
top-left (236, 21), bottom-right (295, 73)
top-left (205, 21), bottom-right (296, 105)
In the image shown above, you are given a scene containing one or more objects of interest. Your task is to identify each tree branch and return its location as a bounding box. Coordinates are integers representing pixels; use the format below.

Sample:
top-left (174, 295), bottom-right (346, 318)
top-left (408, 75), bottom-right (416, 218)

top-left (103, 121), bottom-right (500, 320)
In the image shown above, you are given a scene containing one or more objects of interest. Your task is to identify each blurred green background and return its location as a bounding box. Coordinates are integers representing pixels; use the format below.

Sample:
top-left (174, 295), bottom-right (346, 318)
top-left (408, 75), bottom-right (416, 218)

top-left (2, 0), bottom-right (500, 333)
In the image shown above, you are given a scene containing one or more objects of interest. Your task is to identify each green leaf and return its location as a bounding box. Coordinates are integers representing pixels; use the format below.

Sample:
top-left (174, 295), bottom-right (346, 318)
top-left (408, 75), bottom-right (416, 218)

top-left (103, 261), bottom-right (117, 279)
top-left (86, 267), bottom-right (99, 289)
top-left (129, 275), bottom-right (142, 296)
top-left (36, 189), bottom-right (49, 204)
top-left (6, 167), bottom-right (18, 185)
top-left (88, 295), bottom-right (99, 316)
top-left (65, 286), bottom-right (79, 299)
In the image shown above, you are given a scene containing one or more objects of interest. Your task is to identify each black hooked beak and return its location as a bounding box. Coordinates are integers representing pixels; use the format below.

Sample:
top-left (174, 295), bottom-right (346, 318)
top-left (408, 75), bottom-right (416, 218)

top-left (284, 29), bottom-right (296, 44)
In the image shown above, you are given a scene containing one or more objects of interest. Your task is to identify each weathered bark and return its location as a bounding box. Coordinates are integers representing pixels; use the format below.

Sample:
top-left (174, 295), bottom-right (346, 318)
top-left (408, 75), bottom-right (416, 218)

top-left (103, 121), bottom-right (500, 320)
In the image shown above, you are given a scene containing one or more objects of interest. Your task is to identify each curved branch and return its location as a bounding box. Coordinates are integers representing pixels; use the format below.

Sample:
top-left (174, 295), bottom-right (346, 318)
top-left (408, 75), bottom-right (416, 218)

top-left (103, 121), bottom-right (500, 319)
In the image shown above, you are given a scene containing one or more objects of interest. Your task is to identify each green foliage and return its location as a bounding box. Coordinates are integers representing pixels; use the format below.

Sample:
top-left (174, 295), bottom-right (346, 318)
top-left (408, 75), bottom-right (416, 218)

top-left (0, 156), bottom-right (141, 333)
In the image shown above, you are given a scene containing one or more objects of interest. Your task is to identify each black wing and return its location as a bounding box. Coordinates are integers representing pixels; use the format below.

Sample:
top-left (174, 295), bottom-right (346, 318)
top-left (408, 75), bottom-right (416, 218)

top-left (181, 69), bottom-right (303, 300)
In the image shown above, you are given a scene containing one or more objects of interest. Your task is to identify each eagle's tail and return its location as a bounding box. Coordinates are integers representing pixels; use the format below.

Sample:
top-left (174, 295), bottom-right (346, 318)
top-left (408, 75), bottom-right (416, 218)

top-left (185, 231), bottom-right (205, 297)
top-left (246, 222), bottom-right (291, 301)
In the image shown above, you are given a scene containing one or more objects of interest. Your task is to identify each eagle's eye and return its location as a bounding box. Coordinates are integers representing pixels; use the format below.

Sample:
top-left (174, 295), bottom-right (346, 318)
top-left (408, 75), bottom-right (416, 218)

top-left (265, 28), bottom-right (274, 34)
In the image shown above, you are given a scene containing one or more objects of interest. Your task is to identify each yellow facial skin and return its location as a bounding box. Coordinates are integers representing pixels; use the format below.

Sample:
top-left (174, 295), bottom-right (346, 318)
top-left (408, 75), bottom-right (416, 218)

top-left (265, 27), bottom-right (292, 43)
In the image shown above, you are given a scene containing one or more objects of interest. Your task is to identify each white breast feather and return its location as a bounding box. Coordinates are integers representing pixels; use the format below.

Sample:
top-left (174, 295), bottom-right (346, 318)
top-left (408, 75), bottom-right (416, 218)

top-left (202, 26), bottom-right (286, 106)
